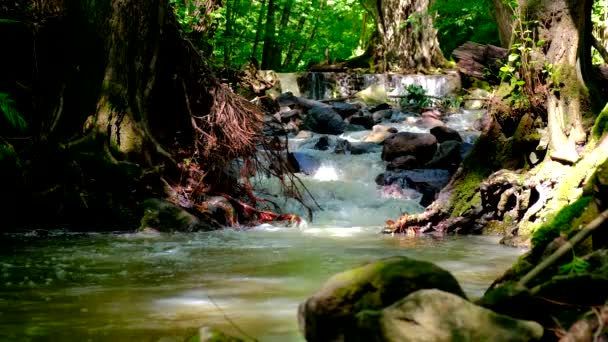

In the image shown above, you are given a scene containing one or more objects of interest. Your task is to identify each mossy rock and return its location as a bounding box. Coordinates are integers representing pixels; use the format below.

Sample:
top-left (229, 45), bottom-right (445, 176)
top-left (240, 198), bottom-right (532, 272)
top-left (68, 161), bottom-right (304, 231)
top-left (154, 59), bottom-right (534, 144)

top-left (139, 198), bottom-right (220, 232)
top-left (298, 256), bottom-right (466, 342)
top-left (353, 289), bottom-right (543, 342)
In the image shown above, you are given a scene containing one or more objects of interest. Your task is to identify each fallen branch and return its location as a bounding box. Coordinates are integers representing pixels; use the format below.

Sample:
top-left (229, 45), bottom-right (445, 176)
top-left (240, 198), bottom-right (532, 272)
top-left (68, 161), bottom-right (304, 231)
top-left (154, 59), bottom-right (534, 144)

top-left (519, 208), bottom-right (608, 288)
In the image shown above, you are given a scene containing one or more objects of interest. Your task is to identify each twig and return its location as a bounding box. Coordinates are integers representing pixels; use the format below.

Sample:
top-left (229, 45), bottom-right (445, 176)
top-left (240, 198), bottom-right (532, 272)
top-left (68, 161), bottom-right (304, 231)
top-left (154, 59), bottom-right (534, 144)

top-left (519, 208), bottom-right (608, 288)
top-left (207, 295), bottom-right (259, 342)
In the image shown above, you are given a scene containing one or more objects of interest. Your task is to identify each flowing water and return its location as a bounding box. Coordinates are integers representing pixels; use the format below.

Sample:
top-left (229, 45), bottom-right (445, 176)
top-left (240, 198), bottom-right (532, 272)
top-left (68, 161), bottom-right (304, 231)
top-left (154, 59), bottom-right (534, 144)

top-left (0, 97), bottom-right (523, 341)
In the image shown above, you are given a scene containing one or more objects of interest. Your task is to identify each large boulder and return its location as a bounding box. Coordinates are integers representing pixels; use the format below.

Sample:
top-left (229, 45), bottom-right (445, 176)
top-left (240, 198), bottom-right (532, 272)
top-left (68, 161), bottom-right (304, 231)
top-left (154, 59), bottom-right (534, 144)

top-left (331, 102), bottom-right (360, 118)
top-left (298, 256), bottom-right (466, 342)
top-left (381, 132), bottom-right (438, 163)
top-left (303, 107), bottom-right (346, 134)
top-left (430, 126), bottom-right (463, 143)
top-left (425, 140), bottom-right (463, 173)
top-left (351, 289), bottom-right (543, 342)
top-left (289, 152), bottom-right (321, 175)
top-left (387, 155), bottom-right (419, 171)
top-left (349, 114), bottom-right (375, 129)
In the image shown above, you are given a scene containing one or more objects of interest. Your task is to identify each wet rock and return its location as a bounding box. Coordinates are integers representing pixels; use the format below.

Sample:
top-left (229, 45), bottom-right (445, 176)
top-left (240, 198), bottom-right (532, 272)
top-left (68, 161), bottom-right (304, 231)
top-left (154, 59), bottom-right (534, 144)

top-left (298, 256), bottom-right (466, 342)
top-left (345, 123), bottom-right (367, 132)
top-left (430, 126), bottom-right (462, 143)
top-left (303, 107), bottom-right (346, 134)
top-left (425, 140), bottom-right (463, 173)
top-left (314, 136), bottom-right (330, 150)
top-left (387, 155), bottom-right (418, 171)
top-left (277, 109), bottom-right (302, 123)
top-left (375, 173), bottom-right (385, 185)
top-left (381, 132), bottom-right (438, 163)
top-left (416, 117), bottom-right (445, 129)
top-left (352, 289), bottom-right (543, 342)
top-left (332, 102), bottom-right (360, 118)
top-left (387, 127), bottom-right (398, 133)
top-left (294, 130), bottom-right (314, 139)
top-left (365, 125), bottom-right (395, 143)
top-left (277, 91), bottom-right (298, 106)
top-left (139, 199), bottom-right (219, 232)
top-left (373, 109), bottom-right (395, 123)
top-left (349, 114), bottom-right (375, 129)
top-left (369, 102), bottom-right (391, 113)
top-left (335, 139), bottom-right (351, 154)
top-left (350, 142), bottom-right (382, 155)
top-left (382, 169), bottom-right (451, 207)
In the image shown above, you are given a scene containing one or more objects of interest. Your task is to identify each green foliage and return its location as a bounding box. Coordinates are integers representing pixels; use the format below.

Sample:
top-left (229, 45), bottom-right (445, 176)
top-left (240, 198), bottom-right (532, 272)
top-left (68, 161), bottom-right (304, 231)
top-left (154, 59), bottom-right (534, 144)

top-left (171, 0), bottom-right (374, 71)
top-left (431, 0), bottom-right (500, 56)
top-left (592, 103), bottom-right (608, 139)
top-left (531, 196), bottom-right (593, 248)
top-left (400, 84), bottom-right (431, 108)
top-left (591, 0), bottom-right (607, 65)
top-left (0, 92), bottom-right (27, 132)
top-left (559, 251), bottom-right (590, 275)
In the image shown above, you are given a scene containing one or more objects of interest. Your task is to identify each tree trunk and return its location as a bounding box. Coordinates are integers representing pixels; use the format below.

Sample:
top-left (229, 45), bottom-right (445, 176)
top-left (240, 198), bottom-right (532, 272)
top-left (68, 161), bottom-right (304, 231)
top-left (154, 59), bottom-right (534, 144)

top-left (519, 0), bottom-right (591, 163)
top-left (361, 0), bottom-right (445, 72)
top-left (251, 0), bottom-right (267, 61)
top-left (489, 0), bottom-right (514, 48)
top-left (261, 0), bottom-right (279, 69)
top-left (0, 0), bottom-right (272, 227)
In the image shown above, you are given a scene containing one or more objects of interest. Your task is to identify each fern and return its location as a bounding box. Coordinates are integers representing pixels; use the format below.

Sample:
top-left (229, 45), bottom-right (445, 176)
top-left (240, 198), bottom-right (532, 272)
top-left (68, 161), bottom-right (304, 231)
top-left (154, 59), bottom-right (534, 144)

top-left (0, 93), bottom-right (27, 132)
top-left (559, 251), bottom-right (590, 275)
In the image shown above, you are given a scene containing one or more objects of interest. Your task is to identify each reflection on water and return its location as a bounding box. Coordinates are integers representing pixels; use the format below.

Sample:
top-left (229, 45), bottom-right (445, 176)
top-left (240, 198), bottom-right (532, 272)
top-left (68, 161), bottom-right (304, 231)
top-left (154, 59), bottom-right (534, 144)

top-left (0, 229), bottom-right (524, 341)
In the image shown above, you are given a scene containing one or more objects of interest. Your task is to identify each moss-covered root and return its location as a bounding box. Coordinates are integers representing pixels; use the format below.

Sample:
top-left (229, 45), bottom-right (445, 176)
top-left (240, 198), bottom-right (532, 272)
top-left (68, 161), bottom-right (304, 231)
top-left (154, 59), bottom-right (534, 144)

top-left (592, 103), bottom-right (608, 140)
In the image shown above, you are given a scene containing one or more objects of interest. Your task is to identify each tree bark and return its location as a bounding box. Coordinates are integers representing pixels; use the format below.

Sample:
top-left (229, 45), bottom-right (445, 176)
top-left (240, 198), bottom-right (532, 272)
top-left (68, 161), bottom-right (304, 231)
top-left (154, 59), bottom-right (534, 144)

top-left (489, 0), bottom-right (514, 48)
top-left (261, 0), bottom-right (279, 69)
top-left (519, 0), bottom-right (591, 163)
top-left (361, 0), bottom-right (445, 72)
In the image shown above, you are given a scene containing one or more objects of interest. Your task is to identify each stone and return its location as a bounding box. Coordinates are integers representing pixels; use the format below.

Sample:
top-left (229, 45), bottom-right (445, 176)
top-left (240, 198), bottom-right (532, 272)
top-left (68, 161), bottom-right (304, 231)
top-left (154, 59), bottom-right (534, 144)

top-left (303, 106), bottom-right (346, 134)
top-left (421, 109), bottom-right (442, 120)
top-left (335, 139), bottom-right (351, 154)
top-left (381, 169), bottom-right (451, 207)
top-left (373, 109), bottom-right (395, 123)
top-left (350, 142), bottom-right (382, 155)
top-left (355, 84), bottom-right (388, 104)
top-left (416, 117), bottom-right (444, 129)
top-left (365, 125), bottom-right (395, 143)
top-left (332, 102), bottom-right (360, 118)
top-left (198, 196), bottom-right (237, 227)
top-left (430, 126), bottom-right (462, 143)
top-left (139, 199), bottom-right (219, 232)
top-left (387, 155), bottom-right (418, 171)
top-left (381, 132), bottom-right (438, 163)
top-left (314, 136), bottom-right (330, 150)
top-left (352, 289), bottom-right (544, 342)
top-left (425, 140), bottom-right (463, 173)
top-left (298, 256), bottom-right (466, 342)
top-left (349, 114), bottom-right (375, 129)
top-left (369, 103), bottom-right (391, 113)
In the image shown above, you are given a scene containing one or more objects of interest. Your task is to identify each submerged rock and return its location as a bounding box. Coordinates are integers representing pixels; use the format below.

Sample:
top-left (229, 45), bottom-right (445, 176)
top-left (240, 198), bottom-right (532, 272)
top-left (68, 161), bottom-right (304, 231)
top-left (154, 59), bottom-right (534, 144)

top-left (289, 152), bottom-right (321, 175)
top-left (298, 256), bottom-right (465, 342)
top-left (352, 289), bottom-right (543, 342)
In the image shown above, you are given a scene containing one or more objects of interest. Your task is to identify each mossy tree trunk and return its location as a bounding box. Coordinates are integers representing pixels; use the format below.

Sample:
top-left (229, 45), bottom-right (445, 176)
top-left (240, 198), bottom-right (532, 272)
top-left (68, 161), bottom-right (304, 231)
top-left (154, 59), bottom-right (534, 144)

top-left (361, 0), bottom-right (445, 72)
top-left (0, 0), bottom-right (271, 228)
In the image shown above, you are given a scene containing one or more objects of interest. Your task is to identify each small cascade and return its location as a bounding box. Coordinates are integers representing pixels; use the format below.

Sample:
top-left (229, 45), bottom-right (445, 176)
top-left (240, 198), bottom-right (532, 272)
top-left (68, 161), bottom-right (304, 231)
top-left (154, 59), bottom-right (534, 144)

top-left (286, 71), bottom-right (461, 100)
top-left (309, 72), bottom-right (327, 100)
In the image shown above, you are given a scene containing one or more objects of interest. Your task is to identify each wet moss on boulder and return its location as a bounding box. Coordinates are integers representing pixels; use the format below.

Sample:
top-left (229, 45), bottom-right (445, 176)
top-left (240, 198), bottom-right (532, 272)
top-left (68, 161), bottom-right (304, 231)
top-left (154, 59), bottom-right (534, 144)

top-left (298, 256), bottom-right (466, 342)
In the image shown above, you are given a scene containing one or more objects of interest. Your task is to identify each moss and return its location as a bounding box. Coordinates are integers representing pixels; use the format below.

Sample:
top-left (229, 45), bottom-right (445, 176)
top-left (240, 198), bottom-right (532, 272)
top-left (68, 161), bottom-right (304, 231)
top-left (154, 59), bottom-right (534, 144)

top-left (531, 196), bottom-right (592, 248)
top-left (591, 103), bottom-right (608, 140)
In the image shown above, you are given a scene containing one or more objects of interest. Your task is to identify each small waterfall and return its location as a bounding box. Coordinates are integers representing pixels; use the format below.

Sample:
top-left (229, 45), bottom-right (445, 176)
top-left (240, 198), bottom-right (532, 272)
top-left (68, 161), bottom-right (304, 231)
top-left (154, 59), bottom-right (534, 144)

top-left (295, 71), bottom-right (461, 100)
top-left (309, 72), bottom-right (327, 100)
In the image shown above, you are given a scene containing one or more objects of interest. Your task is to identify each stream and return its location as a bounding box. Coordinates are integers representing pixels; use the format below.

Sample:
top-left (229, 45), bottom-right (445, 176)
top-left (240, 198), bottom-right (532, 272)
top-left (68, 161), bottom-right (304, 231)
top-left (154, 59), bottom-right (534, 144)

top-left (0, 80), bottom-right (525, 341)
